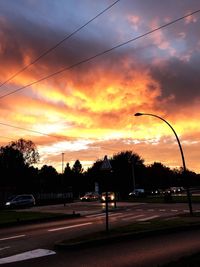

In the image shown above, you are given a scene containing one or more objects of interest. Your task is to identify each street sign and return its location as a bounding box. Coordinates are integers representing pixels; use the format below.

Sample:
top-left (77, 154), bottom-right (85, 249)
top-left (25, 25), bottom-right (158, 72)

top-left (100, 155), bottom-right (112, 171)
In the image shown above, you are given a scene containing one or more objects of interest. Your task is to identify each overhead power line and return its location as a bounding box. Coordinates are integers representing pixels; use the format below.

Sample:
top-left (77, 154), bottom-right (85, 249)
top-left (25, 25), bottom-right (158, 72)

top-left (0, 0), bottom-right (120, 89)
top-left (0, 122), bottom-right (68, 140)
top-left (0, 121), bottom-right (124, 153)
top-left (0, 8), bottom-right (199, 100)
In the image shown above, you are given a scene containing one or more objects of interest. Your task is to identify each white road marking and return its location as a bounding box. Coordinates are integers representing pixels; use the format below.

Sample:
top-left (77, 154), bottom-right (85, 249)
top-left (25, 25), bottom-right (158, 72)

top-left (48, 222), bottom-right (93, 232)
top-left (137, 215), bottom-right (159, 221)
top-left (0, 249), bottom-right (56, 264)
top-left (159, 209), bottom-right (166, 212)
top-left (0, 246), bottom-right (10, 251)
top-left (0, 235), bottom-right (26, 241)
top-left (122, 214), bottom-right (144, 221)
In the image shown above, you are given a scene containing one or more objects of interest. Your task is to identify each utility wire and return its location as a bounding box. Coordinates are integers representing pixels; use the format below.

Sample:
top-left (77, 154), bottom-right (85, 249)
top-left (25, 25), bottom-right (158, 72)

top-left (0, 122), bottom-right (68, 140)
top-left (0, 8), bottom-right (199, 100)
top-left (0, 0), bottom-right (120, 89)
top-left (0, 121), bottom-right (123, 153)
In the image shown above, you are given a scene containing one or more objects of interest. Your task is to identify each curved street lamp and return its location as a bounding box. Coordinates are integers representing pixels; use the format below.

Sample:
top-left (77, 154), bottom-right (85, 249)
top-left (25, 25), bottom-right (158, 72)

top-left (134, 112), bottom-right (193, 215)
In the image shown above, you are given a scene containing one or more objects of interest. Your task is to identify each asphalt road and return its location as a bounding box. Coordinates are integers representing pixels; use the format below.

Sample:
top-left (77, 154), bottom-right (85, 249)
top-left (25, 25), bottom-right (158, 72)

top-left (1, 201), bottom-right (200, 265)
top-left (3, 228), bottom-right (200, 267)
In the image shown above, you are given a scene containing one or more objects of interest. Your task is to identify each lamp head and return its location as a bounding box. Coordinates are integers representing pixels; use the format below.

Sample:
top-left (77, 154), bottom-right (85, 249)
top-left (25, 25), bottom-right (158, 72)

top-left (134, 112), bottom-right (143, 116)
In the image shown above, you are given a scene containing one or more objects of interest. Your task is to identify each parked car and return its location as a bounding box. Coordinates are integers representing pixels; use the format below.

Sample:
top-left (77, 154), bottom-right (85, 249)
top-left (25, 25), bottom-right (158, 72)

top-left (101, 192), bottom-right (115, 202)
top-left (170, 187), bottom-right (184, 194)
top-left (129, 188), bottom-right (146, 197)
top-left (5, 194), bottom-right (36, 208)
top-left (151, 189), bottom-right (161, 195)
top-left (80, 192), bottom-right (100, 201)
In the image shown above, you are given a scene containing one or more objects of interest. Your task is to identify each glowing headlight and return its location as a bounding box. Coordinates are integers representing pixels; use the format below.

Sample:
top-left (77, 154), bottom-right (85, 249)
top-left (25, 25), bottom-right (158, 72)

top-left (5, 202), bottom-right (11, 206)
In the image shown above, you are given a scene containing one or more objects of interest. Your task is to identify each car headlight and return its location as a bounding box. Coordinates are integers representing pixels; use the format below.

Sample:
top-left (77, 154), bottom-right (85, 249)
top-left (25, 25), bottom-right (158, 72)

top-left (102, 196), bottom-right (105, 201)
top-left (5, 202), bottom-right (11, 206)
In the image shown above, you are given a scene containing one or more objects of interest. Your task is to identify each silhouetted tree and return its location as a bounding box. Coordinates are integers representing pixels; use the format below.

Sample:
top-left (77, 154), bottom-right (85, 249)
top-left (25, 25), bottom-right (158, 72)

top-left (145, 162), bottom-right (173, 189)
top-left (39, 165), bottom-right (59, 192)
top-left (72, 160), bottom-right (83, 174)
top-left (63, 163), bottom-right (73, 188)
top-left (0, 145), bottom-right (26, 191)
top-left (10, 138), bottom-right (39, 166)
top-left (110, 151), bottom-right (145, 198)
top-left (71, 160), bottom-right (84, 197)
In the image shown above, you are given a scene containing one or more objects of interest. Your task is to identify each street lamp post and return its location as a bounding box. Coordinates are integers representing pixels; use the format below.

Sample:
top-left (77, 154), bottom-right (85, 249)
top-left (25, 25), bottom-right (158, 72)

top-left (134, 112), bottom-right (193, 215)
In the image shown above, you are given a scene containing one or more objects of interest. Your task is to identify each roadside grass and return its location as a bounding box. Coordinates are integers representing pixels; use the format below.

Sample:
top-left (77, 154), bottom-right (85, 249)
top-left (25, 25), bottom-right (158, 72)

top-left (0, 210), bottom-right (68, 225)
top-left (57, 215), bottom-right (200, 247)
top-left (128, 195), bottom-right (200, 203)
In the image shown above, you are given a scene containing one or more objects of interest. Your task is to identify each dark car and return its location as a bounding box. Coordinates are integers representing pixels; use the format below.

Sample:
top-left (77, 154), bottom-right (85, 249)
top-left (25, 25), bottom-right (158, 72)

top-left (5, 194), bottom-right (36, 208)
top-left (80, 192), bottom-right (100, 201)
top-left (129, 189), bottom-right (146, 197)
top-left (101, 192), bottom-right (115, 202)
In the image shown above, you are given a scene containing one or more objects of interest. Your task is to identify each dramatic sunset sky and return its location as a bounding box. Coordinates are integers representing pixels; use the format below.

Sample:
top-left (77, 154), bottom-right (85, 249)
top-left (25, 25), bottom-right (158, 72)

top-left (0, 0), bottom-right (200, 173)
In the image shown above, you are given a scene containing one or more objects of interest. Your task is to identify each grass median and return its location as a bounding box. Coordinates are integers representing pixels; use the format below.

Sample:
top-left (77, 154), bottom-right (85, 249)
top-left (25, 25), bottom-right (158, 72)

top-left (56, 213), bottom-right (200, 249)
top-left (128, 195), bottom-right (200, 203)
top-left (0, 209), bottom-right (79, 226)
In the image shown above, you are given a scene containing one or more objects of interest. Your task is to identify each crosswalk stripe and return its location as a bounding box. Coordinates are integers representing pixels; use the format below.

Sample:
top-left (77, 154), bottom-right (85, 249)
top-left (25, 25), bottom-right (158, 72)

top-left (0, 249), bottom-right (56, 264)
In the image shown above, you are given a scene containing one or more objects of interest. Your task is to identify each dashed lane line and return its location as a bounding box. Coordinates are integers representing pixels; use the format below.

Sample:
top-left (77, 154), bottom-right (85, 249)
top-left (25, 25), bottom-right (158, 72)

top-left (137, 215), bottom-right (159, 222)
top-left (48, 222), bottom-right (93, 232)
top-left (122, 214), bottom-right (144, 221)
top-left (107, 213), bottom-right (123, 217)
top-left (0, 235), bottom-right (26, 241)
top-left (86, 212), bottom-right (123, 219)
top-left (0, 249), bottom-right (56, 264)
top-left (86, 213), bottom-right (105, 218)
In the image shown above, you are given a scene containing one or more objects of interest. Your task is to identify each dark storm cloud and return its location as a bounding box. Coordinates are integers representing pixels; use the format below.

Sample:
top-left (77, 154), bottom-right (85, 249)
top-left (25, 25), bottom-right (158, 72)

top-left (150, 55), bottom-right (200, 106)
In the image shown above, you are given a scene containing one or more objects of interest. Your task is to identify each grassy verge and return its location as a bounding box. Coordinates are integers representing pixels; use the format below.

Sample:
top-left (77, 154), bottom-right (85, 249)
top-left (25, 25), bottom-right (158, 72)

top-left (0, 210), bottom-right (75, 226)
top-left (128, 195), bottom-right (200, 203)
top-left (57, 214), bottom-right (200, 247)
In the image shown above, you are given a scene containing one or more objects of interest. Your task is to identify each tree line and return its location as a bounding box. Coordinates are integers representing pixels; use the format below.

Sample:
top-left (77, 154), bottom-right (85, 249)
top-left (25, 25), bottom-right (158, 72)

top-left (0, 138), bottom-right (199, 200)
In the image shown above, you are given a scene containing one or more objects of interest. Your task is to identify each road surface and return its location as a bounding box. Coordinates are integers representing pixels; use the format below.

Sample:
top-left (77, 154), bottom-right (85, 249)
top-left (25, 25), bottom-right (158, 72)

top-left (1, 201), bottom-right (200, 265)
